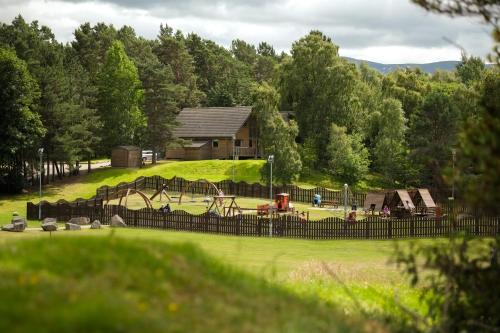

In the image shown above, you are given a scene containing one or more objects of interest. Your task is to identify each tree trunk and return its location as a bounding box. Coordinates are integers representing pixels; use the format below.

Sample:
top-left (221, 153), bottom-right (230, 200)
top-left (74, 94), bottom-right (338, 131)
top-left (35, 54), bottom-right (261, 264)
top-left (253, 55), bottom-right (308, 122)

top-left (54, 161), bottom-right (62, 179)
top-left (60, 162), bottom-right (65, 177)
top-left (76, 161), bottom-right (80, 175)
top-left (52, 161), bottom-right (55, 182)
top-left (46, 153), bottom-right (50, 184)
top-left (152, 147), bottom-right (157, 164)
top-left (88, 159), bottom-right (91, 173)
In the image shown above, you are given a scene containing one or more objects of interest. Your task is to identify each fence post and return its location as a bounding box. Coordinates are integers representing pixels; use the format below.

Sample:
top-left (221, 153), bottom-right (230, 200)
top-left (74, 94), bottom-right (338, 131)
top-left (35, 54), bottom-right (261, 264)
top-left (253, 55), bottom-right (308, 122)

top-left (474, 213), bottom-right (479, 236)
top-left (410, 219), bottom-right (415, 237)
top-left (134, 210), bottom-right (138, 228)
top-left (365, 219), bottom-right (370, 239)
top-left (388, 219), bottom-right (392, 239)
top-left (236, 216), bottom-right (240, 236)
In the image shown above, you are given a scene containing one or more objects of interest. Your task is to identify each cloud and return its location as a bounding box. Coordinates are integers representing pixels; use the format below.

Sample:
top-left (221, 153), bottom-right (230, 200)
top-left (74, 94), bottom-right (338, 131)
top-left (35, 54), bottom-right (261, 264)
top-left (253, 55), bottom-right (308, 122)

top-left (0, 0), bottom-right (493, 63)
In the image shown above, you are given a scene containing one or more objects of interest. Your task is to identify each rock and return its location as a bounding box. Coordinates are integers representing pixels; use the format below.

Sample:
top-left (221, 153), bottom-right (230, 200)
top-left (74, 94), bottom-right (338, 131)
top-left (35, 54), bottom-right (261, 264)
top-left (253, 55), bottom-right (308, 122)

top-left (1, 222), bottom-right (24, 232)
top-left (2, 224), bottom-right (14, 232)
top-left (41, 221), bottom-right (58, 232)
top-left (11, 216), bottom-right (27, 228)
top-left (12, 221), bottom-right (26, 232)
top-left (90, 220), bottom-right (101, 229)
top-left (42, 217), bottom-right (57, 225)
top-left (110, 215), bottom-right (126, 228)
top-left (68, 217), bottom-right (90, 225)
top-left (65, 223), bottom-right (81, 231)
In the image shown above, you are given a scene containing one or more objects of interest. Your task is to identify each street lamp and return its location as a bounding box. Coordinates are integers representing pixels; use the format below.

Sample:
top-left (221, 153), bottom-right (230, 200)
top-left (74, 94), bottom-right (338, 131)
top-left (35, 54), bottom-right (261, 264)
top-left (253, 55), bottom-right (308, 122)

top-left (38, 148), bottom-right (44, 220)
top-left (268, 155), bottom-right (274, 237)
top-left (344, 183), bottom-right (348, 221)
top-left (451, 148), bottom-right (456, 200)
top-left (232, 135), bottom-right (236, 183)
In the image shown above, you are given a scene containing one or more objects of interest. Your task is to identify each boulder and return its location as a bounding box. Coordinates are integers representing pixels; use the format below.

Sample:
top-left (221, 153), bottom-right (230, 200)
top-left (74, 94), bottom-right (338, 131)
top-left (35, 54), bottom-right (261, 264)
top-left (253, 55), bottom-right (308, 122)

top-left (11, 216), bottom-right (27, 228)
top-left (90, 220), bottom-right (101, 229)
top-left (41, 221), bottom-right (58, 232)
top-left (65, 223), bottom-right (81, 231)
top-left (1, 224), bottom-right (14, 232)
top-left (110, 215), bottom-right (126, 228)
top-left (1, 222), bottom-right (25, 232)
top-left (42, 217), bottom-right (57, 225)
top-left (68, 217), bottom-right (90, 225)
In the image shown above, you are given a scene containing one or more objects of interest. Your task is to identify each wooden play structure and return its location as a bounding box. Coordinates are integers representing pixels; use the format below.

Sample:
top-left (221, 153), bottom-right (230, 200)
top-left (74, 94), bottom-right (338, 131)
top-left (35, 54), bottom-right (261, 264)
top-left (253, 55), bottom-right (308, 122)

top-left (207, 195), bottom-right (242, 217)
top-left (107, 188), bottom-right (153, 209)
top-left (149, 184), bottom-right (172, 202)
top-left (386, 190), bottom-right (416, 218)
top-left (363, 192), bottom-right (386, 215)
top-left (409, 188), bottom-right (437, 215)
top-left (178, 179), bottom-right (220, 204)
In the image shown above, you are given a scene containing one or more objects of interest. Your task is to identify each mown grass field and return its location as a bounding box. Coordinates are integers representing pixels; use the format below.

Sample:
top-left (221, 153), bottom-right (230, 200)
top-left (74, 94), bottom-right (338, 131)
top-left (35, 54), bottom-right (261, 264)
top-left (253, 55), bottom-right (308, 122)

top-left (0, 235), bottom-right (387, 332)
top-left (0, 226), bottom-right (427, 330)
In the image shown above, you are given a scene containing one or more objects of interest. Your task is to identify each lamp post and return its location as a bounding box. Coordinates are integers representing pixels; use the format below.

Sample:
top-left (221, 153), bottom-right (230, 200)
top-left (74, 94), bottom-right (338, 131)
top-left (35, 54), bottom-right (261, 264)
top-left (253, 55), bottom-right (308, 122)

top-left (451, 148), bottom-right (456, 200)
top-left (344, 183), bottom-right (348, 221)
top-left (38, 148), bottom-right (44, 220)
top-left (268, 155), bottom-right (274, 237)
top-left (232, 135), bottom-right (236, 183)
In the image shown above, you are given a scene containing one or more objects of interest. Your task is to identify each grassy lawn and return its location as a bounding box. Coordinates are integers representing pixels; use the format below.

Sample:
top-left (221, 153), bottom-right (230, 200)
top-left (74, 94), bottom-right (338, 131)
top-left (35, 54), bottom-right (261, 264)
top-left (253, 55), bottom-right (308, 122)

top-left (0, 235), bottom-right (382, 332)
top-left (0, 226), bottom-right (428, 329)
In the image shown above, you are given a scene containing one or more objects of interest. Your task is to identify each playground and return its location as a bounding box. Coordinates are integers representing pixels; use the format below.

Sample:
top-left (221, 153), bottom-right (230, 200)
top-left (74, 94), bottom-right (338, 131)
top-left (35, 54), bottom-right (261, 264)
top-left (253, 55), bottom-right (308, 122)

top-left (106, 188), bottom-right (357, 220)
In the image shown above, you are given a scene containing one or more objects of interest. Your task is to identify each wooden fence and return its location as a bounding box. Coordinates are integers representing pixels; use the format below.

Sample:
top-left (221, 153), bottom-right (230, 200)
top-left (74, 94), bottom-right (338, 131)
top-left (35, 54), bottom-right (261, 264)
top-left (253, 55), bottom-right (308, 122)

top-left (27, 202), bottom-right (499, 240)
top-left (95, 175), bottom-right (366, 206)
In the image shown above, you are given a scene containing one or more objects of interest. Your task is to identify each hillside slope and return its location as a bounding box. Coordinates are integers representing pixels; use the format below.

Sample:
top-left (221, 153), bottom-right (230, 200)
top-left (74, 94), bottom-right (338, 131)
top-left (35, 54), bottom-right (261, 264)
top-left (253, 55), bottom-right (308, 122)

top-left (0, 236), bottom-right (376, 333)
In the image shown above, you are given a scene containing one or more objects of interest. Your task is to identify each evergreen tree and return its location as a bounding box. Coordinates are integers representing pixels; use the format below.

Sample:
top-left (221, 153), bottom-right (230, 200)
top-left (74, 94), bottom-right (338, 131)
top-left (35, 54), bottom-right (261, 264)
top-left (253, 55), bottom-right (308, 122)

top-left (97, 41), bottom-right (145, 153)
top-left (0, 48), bottom-right (45, 192)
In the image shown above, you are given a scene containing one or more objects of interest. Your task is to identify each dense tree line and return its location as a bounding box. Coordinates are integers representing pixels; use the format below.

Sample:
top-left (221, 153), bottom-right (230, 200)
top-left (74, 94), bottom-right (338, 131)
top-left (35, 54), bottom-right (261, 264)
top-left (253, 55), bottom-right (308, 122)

top-left (0, 15), bottom-right (498, 200)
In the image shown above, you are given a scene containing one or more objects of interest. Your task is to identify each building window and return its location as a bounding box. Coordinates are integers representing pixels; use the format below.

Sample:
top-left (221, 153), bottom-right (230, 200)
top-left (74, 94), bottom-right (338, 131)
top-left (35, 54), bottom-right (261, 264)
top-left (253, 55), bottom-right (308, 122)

top-left (235, 139), bottom-right (242, 147)
top-left (249, 139), bottom-right (253, 147)
top-left (212, 139), bottom-right (219, 148)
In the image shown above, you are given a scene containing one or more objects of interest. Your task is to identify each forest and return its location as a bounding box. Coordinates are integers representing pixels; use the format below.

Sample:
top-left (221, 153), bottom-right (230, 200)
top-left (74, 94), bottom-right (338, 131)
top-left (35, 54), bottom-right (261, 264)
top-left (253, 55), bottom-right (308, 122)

top-left (0, 15), bottom-right (498, 210)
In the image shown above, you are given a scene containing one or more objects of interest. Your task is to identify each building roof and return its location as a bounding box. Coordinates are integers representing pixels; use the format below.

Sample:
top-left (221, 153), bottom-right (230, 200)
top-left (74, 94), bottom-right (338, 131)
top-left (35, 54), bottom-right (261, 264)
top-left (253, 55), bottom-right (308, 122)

top-left (173, 106), bottom-right (252, 138)
top-left (396, 190), bottom-right (416, 210)
top-left (416, 188), bottom-right (437, 208)
top-left (184, 141), bottom-right (209, 148)
top-left (114, 146), bottom-right (141, 151)
top-left (363, 192), bottom-right (386, 211)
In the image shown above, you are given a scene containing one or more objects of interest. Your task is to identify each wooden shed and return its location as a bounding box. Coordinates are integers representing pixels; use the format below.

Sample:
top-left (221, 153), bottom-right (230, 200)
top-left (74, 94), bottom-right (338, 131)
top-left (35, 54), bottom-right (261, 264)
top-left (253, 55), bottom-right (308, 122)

top-left (409, 188), bottom-right (437, 215)
top-left (111, 146), bottom-right (142, 168)
top-left (363, 192), bottom-right (386, 215)
top-left (386, 190), bottom-right (416, 218)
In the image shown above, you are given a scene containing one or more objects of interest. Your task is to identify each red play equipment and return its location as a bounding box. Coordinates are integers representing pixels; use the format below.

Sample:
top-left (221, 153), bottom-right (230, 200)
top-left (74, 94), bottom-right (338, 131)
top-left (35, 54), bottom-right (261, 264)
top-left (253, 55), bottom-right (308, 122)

top-left (275, 193), bottom-right (290, 212)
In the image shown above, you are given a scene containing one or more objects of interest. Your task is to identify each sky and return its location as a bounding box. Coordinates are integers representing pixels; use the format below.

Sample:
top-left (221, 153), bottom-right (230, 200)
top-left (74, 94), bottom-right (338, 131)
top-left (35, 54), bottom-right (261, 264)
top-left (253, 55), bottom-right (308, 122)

top-left (0, 0), bottom-right (494, 64)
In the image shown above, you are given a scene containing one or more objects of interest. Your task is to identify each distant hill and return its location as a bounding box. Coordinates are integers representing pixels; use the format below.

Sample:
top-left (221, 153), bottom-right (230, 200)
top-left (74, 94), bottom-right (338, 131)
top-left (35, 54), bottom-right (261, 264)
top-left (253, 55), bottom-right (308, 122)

top-left (344, 57), bottom-right (460, 74)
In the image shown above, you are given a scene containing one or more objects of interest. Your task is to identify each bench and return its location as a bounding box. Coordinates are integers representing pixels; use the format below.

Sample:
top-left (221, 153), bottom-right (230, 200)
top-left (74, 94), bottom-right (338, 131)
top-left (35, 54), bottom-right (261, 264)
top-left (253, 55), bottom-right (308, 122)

top-left (319, 200), bottom-right (338, 208)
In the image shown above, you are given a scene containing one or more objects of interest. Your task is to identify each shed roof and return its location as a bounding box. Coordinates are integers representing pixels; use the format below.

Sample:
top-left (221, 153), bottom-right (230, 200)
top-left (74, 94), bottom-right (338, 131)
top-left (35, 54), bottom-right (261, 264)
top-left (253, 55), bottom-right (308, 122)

top-left (173, 106), bottom-right (252, 138)
top-left (364, 192), bottom-right (386, 211)
top-left (417, 188), bottom-right (437, 208)
top-left (184, 141), bottom-right (209, 148)
top-left (396, 190), bottom-right (416, 210)
top-left (114, 146), bottom-right (141, 151)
